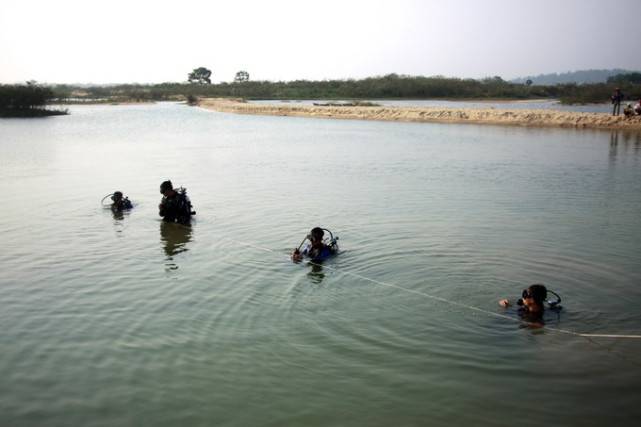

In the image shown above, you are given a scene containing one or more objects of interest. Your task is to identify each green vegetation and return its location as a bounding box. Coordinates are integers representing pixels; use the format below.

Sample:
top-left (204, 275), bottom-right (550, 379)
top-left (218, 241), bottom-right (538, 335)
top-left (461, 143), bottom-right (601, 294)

top-left (186, 94), bottom-right (198, 106)
top-left (557, 83), bottom-right (641, 104)
top-left (512, 69), bottom-right (635, 85)
top-left (188, 67), bottom-right (212, 84)
top-left (0, 82), bottom-right (67, 117)
top-left (608, 72), bottom-right (641, 84)
top-left (45, 73), bottom-right (641, 106)
top-left (234, 71), bottom-right (250, 83)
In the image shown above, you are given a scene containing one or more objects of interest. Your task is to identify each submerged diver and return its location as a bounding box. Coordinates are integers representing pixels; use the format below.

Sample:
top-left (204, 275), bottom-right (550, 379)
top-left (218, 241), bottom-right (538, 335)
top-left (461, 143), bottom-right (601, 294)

top-left (499, 284), bottom-right (561, 324)
top-left (292, 227), bottom-right (339, 263)
top-left (158, 180), bottom-right (195, 225)
top-left (110, 191), bottom-right (132, 212)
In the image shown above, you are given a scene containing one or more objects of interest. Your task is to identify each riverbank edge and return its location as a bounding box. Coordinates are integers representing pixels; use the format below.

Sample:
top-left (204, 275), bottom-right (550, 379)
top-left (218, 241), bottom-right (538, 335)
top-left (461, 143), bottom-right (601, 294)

top-left (0, 108), bottom-right (68, 118)
top-left (198, 98), bottom-right (641, 131)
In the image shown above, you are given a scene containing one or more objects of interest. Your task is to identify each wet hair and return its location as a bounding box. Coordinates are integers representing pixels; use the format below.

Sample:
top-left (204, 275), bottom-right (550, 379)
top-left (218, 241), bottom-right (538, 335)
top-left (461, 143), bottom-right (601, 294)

top-left (160, 180), bottom-right (173, 194)
top-left (310, 227), bottom-right (324, 242)
top-left (111, 191), bottom-right (123, 201)
top-left (528, 284), bottom-right (548, 305)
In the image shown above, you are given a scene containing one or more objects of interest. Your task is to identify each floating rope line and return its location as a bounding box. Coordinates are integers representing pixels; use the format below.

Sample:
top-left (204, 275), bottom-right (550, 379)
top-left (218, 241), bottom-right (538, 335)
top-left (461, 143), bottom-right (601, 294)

top-left (226, 238), bottom-right (641, 340)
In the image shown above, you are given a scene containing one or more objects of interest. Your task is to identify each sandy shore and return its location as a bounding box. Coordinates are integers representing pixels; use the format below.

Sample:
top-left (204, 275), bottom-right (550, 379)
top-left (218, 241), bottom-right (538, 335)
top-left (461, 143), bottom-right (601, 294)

top-left (199, 98), bottom-right (641, 131)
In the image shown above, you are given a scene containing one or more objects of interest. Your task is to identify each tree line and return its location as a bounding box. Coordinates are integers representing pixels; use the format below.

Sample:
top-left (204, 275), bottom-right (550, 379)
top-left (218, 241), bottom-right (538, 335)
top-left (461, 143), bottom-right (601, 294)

top-left (0, 82), bottom-right (67, 117)
top-left (10, 72), bottom-right (641, 107)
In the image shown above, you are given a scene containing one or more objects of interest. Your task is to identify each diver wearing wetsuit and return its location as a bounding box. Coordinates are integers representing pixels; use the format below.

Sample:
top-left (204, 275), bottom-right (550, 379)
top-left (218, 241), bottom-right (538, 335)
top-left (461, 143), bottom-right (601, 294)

top-left (292, 227), bottom-right (338, 262)
top-left (111, 191), bottom-right (132, 212)
top-left (499, 284), bottom-right (555, 325)
top-left (158, 180), bottom-right (195, 225)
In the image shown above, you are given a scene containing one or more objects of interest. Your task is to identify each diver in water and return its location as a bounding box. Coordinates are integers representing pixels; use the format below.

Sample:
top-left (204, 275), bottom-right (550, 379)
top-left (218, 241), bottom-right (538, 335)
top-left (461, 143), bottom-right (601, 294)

top-left (292, 227), bottom-right (338, 263)
top-left (499, 284), bottom-right (561, 324)
top-left (158, 180), bottom-right (195, 225)
top-left (110, 191), bottom-right (133, 212)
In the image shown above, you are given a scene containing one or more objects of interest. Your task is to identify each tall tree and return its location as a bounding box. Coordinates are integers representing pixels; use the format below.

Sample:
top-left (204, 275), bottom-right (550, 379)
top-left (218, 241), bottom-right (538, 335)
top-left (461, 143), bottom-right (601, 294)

top-left (188, 67), bottom-right (212, 84)
top-left (234, 70), bottom-right (250, 83)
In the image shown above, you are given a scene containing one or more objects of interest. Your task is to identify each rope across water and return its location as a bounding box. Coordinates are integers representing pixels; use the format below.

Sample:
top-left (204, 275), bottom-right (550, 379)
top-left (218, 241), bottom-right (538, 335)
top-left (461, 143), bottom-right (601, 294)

top-left (227, 238), bottom-right (641, 340)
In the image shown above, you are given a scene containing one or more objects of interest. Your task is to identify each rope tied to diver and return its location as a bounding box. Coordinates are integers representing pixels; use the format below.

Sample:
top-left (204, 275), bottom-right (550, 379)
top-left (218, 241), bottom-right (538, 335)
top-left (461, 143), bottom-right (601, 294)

top-left (227, 237), bottom-right (641, 340)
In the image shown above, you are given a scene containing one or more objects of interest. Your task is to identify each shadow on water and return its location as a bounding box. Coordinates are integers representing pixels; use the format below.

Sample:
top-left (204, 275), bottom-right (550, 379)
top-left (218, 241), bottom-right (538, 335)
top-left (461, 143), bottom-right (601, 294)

top-left (160, 221), bottom-right (193, 270)
top-left (609, 130), bottom-right (641, 162)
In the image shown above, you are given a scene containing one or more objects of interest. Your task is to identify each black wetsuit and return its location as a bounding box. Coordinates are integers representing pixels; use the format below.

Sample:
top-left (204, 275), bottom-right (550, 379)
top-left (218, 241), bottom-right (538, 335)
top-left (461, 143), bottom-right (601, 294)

top-left (111, 198), bottom-right (132, 212)
top-left (159, 192), bottom-right (193, 225)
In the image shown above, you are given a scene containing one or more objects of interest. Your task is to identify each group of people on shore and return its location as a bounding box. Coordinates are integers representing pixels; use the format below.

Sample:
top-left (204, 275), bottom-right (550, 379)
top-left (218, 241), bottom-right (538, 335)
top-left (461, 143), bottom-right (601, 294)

top-left (107, 179), bottom-right (558, 326)
top-left (611, 88), bottom-right (641, 117)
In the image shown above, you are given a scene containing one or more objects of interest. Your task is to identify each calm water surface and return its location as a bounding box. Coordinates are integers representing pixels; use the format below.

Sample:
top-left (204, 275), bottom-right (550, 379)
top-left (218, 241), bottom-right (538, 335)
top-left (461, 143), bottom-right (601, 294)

top-left (1, 103), bottom-right (641, 426)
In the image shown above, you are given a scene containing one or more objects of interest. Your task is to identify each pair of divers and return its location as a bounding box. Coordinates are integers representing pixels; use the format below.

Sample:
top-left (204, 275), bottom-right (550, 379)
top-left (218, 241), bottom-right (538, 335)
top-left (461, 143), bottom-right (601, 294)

top-left (101, 180), bottom-right (196, 225)
top-left (291, 229), bottom-right (561, 326)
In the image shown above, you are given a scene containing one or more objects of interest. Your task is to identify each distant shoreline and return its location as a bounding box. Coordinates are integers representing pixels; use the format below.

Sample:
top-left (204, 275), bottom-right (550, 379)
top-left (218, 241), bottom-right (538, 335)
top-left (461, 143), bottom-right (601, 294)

top-left (198, 98), bottom-right (641, 131)
top-left (0, 108), bottom-right (68, 118)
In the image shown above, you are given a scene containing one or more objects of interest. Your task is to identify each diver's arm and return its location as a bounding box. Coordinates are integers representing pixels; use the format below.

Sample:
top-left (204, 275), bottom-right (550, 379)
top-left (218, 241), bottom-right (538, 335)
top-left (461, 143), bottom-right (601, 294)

top-left (499, 299), bottom-right (510, 308)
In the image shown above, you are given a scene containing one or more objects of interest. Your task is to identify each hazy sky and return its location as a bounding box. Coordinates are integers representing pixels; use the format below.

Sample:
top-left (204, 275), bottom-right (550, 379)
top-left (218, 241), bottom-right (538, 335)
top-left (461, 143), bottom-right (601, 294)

top-left (1, 0), bottom-right (640, 84)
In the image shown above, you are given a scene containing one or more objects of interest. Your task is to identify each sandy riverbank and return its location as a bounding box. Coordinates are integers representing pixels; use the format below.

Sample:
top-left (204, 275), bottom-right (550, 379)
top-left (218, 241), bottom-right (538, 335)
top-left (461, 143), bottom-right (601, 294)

top-left (198, 98), bottom-right (641, 131)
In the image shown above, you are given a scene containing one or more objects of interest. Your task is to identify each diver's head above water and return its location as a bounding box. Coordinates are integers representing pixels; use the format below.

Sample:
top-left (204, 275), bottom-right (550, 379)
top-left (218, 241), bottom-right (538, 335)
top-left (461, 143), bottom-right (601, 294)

top-left (160, 180), bottom-right (174, 196)
top-left (499, 283), bottom-right (558, 315)
top-left (309, 227), bottom-right (324, 247)
top-left (111, 191), bottom-right (124, 202)
top-left (516, 284), bottom-right (547, 313)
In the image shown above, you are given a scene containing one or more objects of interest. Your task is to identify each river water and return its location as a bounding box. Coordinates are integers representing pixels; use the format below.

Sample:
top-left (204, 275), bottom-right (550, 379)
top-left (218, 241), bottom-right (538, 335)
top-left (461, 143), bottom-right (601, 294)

top-left (1, 103), bottom-right (640, 426)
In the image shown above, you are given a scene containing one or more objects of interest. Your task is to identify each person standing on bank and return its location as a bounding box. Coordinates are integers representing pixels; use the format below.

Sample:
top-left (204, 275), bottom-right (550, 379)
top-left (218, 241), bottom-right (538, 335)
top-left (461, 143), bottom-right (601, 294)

top-left (611, 88), bottom-right (624, 116)
top-left (158, 180), bottom-right (195, 225)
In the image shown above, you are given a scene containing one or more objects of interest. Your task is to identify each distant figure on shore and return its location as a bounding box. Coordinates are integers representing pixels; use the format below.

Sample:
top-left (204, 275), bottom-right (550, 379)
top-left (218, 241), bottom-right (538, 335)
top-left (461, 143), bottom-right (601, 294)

top-left (110, 191), bottom-right (132, 212)
top-left (634, 99), bottom-right (641, 116)
top-left (499, 284), bottom-right (555, 324)
top-left (623, 103), bottom-right (634, 118)
top-left (611, 88), bottom-right (624, 116)
top-left (292, 227), bottom-right (339, 263)
top-left (159, 180), bottom-right (195, 225)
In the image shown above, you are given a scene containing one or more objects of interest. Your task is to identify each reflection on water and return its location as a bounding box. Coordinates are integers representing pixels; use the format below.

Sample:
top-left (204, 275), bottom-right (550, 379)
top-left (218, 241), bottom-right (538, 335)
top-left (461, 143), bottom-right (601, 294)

top-left (111, 209), bottom-right (126, 221)
top-left (160, 221), bottom-right (193, 270)
top-left (306, 262), bottom-right (325, 283)
top-left (103, 206), bottom-right (130, 233)
top-left (610, 130), bottom-right (641, 161)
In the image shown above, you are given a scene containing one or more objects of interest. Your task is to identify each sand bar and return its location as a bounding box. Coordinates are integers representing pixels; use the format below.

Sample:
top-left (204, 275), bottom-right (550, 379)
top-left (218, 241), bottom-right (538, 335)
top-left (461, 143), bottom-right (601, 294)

top-left (199, 98), bottom-right (641, 131)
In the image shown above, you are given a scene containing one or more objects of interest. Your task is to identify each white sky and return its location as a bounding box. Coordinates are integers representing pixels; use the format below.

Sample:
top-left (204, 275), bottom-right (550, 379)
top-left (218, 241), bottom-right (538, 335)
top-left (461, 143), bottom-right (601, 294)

top-left (1, 0), bottom-right (640, 84)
